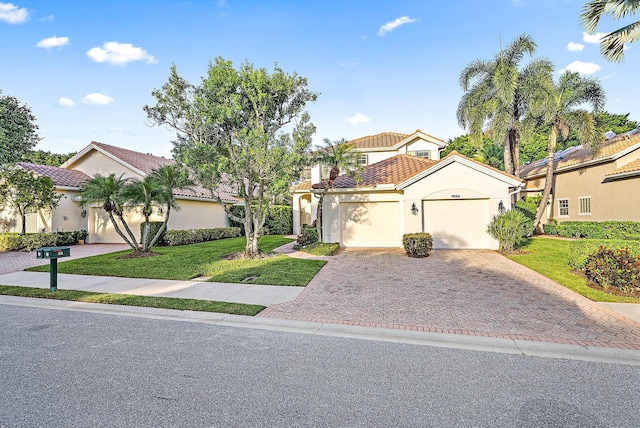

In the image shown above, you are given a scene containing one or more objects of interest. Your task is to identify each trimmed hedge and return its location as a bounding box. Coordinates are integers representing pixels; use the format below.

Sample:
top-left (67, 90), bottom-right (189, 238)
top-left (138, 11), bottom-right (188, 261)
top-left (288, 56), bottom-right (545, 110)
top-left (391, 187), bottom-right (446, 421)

top-left (543, 221), bottom-right (640, 239)
top-left (296, 224), bottom-right (318, 246)
top-left (163, 227), bottom-right (241, 246)
top-left (229, 205), bottom-right (293, 235)
top-left (568, 239), bottom-right (640, 270)
top-left (403, 233), bottom-right (433, 258)
top-left (0, 231), bottom-right (85, 251)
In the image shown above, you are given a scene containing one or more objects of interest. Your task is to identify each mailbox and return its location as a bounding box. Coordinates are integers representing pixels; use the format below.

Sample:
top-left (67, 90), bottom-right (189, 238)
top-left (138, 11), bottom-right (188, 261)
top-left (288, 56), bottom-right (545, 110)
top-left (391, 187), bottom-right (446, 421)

top-left (36, 247), bottom-right (71, 259)
top-left (36, 246), bottom-right (71, 291)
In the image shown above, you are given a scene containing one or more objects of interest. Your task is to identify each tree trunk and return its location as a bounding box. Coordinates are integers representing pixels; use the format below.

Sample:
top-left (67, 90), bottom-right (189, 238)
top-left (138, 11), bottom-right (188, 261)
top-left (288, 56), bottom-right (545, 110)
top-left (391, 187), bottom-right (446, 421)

top-left (510, 129), bottom-right (521, 177)
top-left (503, 133), bottom-right (513, 175)
top-left (148, 206), bottom-right (170, 249)
top-left (118, 215), bottom-right (140, 250)
top-left (20, 211), bottom-right (26, 235)
top-left (108, 212), bottom-right (136, 250)
top-left (243, 203), bottom-right (262, 258)
top-left (530, 126), bottom-right (558, 236)
top-left (315, 194), bottom-right (324, 242)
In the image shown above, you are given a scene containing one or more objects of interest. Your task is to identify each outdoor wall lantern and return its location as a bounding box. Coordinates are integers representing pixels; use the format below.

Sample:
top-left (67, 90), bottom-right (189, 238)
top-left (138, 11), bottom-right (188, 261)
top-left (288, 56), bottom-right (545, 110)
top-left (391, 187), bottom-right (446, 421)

top-left (498, 201), bottom-right (505, 213)
top-left (80, 210), bottom-right (87, 218)
top-left (411, 202), bottom-right (419, 216)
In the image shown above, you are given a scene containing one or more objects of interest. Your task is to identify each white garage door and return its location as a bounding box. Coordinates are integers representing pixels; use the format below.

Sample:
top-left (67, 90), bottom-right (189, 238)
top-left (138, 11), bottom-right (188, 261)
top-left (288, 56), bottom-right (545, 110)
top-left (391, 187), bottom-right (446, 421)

top-left (89, 207), bottom-right (143, 244)
top-left (340, 202), bottom-right (399, 247)
top-left (423, 199), bottom-right (490, 249)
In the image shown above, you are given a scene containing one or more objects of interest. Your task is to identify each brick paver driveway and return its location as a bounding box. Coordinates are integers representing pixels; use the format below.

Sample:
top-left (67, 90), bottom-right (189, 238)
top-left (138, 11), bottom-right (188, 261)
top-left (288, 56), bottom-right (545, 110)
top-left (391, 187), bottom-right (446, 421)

top-left (0, 244), bottom-right (130, 275)
top-left (260, 249), bottom-right (640, 349)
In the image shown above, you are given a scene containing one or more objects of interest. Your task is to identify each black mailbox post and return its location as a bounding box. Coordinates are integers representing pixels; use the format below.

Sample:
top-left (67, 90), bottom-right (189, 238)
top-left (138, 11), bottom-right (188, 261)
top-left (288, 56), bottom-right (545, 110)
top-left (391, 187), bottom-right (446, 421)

top-left (36, 247), bottom-right (71, 291)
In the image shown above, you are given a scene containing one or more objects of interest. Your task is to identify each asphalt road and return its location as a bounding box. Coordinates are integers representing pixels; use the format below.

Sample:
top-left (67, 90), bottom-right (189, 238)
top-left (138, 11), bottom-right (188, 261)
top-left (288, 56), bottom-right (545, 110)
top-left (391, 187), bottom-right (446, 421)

top-left (1, 305), bottom-right (639, 427)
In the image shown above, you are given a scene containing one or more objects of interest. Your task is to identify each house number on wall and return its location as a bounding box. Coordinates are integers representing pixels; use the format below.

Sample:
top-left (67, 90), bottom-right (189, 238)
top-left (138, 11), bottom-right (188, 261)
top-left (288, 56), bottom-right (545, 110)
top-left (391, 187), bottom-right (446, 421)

top-left (451, 194), bottom-right (461, 198)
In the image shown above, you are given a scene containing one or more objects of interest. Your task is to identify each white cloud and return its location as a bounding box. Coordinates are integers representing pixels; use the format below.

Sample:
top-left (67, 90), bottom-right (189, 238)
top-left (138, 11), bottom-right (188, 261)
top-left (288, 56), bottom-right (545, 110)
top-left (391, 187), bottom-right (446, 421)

top-left (58, 97), bottom-right (74, 107)
top-left (82, 93), bottom-right (114, 105)
top-left (560, 61), bottom-right (601, 75)
top-left (87, 41), bottom-right (156, 65)
top-left (0, 2), bottom-right (28, 24)
top-left (583, 32), bottom-right (608, 44)
top-left (40, 14), bottom-right (54, 22)
top-left (378, 16), bottom-right (417, 36)
top-left (36, 36), bottom-right (69, 49)
top-left (345, 112), bottom-right (370, 124)
top-left (567, 42), bottom-right (584, 52)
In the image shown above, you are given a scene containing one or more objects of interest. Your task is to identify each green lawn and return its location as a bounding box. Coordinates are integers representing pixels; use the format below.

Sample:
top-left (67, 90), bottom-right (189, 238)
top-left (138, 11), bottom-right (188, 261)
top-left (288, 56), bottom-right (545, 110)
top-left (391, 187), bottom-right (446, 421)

top-left (507, 237), bottom-right (640, 303)
top-left (27, 236), bottom-right (326, 286)
top-left (296, 242), bottom-right (341, 256)
top-left (0, 285), bottom-right (264, 315)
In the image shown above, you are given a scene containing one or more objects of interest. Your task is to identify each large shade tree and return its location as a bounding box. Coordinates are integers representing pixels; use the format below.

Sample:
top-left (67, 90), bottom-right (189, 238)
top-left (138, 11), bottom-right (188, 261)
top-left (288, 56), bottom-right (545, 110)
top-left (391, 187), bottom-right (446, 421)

top-left (313, 138), bottom-right (362, 241)
top-left (581, 0), bottom-right (640, 62)
top-left (144, 58), bottom-right (318, 258)
top-left (0, 90), bottom-right (41, 167)
top-left (528, 71), bottom-right (606, 234)
top-left (0, 167), bottom-right (61, 234)
top-left (457, 34), bottom-right (553, 176)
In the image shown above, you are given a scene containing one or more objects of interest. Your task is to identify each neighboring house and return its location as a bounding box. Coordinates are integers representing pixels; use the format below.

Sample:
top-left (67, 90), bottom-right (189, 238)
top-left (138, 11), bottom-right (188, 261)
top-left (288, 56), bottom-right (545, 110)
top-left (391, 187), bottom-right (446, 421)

top-left (2, 141), bottom-right (237, 243)
top-left (292, 130), bottom-right (447, 235)
top-left (520, 128), bottom-right (640, 223)
top-left (294, 129), bottom-right (523, 250)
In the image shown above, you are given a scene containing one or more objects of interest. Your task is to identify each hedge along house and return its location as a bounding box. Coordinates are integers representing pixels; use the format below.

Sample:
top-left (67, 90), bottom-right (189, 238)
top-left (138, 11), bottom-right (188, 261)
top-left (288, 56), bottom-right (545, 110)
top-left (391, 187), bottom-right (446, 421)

top-left (315, 151), bottom-right (523, 250)
top-left (520, 128), bottom-right (640, 223)
top-left (292, 130), bottom-right (448, 235)
top-left (3, 142), bottom-right (237, 243)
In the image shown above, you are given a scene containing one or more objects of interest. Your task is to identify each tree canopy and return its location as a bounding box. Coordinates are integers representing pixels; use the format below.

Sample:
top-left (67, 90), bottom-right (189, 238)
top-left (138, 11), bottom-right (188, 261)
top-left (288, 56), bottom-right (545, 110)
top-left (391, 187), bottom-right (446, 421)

top-left (0, 167), bottom-right (61, 235)
top-left (144, 57), bottom-right (318, 258)
top-left (21, 150), bottom-right (76, 167)
top-left (581, 0), bottom-right (640, 62)
top-left (0, 90), bottom-right (41, 167)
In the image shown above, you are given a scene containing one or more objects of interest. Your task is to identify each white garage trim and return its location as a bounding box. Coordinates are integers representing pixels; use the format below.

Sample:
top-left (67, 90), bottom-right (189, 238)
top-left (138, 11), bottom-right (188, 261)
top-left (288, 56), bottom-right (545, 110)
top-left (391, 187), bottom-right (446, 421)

top-left (340, 201), bottom-right (400, 247)
top-left (423, 199), bottom-right (490, 249)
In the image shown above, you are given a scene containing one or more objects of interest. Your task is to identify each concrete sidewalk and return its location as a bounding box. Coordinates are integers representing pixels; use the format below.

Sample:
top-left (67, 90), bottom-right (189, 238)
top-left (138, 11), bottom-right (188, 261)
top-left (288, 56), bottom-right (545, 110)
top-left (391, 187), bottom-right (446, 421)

top-left (0, 271), bottom-right (303, 307)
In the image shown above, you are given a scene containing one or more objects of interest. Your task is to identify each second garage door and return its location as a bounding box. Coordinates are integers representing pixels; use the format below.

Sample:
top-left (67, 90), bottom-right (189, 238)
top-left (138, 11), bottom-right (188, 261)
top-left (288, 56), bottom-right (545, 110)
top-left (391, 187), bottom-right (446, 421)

top-left (340, 202), bottom-right (399, 247)
top-left (423, 199), bottom-right (490, 249)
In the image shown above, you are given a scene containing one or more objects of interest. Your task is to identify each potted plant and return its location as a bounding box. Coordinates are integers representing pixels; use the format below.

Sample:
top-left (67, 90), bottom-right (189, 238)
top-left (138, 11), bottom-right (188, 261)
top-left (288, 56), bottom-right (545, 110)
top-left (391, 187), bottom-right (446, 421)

top-left (74, 230), bottom-right (88, 244)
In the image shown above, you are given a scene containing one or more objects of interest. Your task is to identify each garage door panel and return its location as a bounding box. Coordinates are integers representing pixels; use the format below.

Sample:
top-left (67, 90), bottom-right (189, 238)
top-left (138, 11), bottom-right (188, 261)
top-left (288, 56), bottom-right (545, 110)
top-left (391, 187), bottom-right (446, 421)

top-left (340, 202), bottom-right (399, 247)
top-left (423, 199), bottom-right (490, 249)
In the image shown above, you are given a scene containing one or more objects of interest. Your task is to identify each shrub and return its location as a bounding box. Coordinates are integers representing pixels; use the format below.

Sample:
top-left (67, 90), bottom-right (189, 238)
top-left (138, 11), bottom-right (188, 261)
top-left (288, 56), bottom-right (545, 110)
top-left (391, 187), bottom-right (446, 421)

top-left (542, 223), bottom-right (559, 235)
top-left (163, 227), bottom-right (241, 246)
top-left (584, 246), bottom-right (640, 291)
top-left (544, 220), bottom-right (640, 239)
top-left (568, 239), bottom-right (640, 270)
top-left (228, 205), bottom-right (293, 235)
top-left (296, 224), bottom-right (318, 246)
top-left (514, 195), bottom-right (540, 232)
top-left (140, 221), bottom-right (166, 246)
top-left (0, 231), bottom-right (82, 251)
top-left (486, 209), bottom-right (529, 252)
top-left (402, 233), bottom-right (433, 258)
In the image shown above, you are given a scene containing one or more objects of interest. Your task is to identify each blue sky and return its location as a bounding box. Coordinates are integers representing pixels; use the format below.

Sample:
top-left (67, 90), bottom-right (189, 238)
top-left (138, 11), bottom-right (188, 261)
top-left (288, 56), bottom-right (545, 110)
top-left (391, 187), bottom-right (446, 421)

top-left (2, 0), bottom-right (639, 158)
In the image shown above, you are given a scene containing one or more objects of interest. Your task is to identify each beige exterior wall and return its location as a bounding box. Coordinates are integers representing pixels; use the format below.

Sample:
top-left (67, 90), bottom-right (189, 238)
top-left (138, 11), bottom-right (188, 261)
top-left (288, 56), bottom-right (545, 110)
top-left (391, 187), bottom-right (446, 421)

top-left (167, 198), bottom-right (229, 230)
top-left (51, 189), bottom-right (88, 233)
top-left (528, 151), bottom-right (640, 222)
top-left (68, 150), bottom-right (145, 180)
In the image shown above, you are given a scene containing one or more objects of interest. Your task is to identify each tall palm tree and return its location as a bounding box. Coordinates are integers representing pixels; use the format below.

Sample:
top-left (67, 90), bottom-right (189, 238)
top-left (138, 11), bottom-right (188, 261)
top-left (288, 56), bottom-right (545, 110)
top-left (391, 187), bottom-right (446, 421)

top-left (581, 0), bottom-right (640, 62)
top-left (457, 34), bottom-right (554, 176)
top-left (79, 173), bottom-right (140, 250)
top-left (123, 175), bottom-right (163, 251)
top-left (313, 138), bottom-right (362, 241)
top-left (529, 71), bottom-right (606, 234)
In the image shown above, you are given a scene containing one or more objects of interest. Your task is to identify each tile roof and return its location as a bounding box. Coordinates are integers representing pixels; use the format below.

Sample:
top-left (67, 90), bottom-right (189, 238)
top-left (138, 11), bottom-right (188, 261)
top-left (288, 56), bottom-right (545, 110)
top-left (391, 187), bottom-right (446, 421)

top-left (605, 157), bottom-right (640, 178)
top-left (92, 141), bottom-right (175, 174)
top-left (348, 132), bottom-right (410, 149)
top-left (520, 128), bottom-right (640, 178)
top-left (291, 180), bottom-right (312, 191)
top-left (17, 162), bottom-right (91, 187)
top-left (313, 155), bottom-right (437, 189)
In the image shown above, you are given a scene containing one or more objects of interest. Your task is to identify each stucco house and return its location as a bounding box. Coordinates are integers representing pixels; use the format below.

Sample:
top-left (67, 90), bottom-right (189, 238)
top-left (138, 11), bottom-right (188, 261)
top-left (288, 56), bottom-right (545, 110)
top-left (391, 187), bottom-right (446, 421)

top-left (294, 130), bottom-right (523, 250)
top-left (2, 141), bottom-right (236, 243)
top-left (520, 127), bottom-right (640, 223)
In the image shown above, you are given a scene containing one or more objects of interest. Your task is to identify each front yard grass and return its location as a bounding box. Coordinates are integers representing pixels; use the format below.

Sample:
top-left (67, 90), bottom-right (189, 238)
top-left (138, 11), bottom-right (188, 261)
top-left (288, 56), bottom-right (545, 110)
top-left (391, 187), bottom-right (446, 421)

top-left (507, 237), bottom-right (640, 304)
top-left (296, 242), bottom-right (341, 256)
top-left (0, 285), bottom-right (264, 315)
top-left (27, 236), bottom-right (326, 286)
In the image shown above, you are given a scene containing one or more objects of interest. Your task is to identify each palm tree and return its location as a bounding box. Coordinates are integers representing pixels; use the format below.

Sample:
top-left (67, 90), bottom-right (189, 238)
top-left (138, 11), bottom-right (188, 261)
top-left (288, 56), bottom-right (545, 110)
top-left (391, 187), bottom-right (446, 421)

top-left (457, 34), bottom-right (554, 176)
top-left (581, 0), bottom-right (640, 62)
top-left (529, 71), bottom-right (606, 234)
top-left (79, 173), bottom-right (140, 250)
top-left (122, 175), bottom-right (163, 251)
top-left (146, 165), bottom-right (192, 249)
top-left (313, 138), bottom-right (362, 241)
